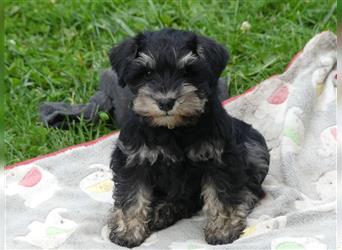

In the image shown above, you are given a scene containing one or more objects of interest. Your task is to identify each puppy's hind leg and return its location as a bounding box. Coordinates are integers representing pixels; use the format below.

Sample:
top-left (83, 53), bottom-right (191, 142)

top-left (202, 181), bottom-right (258, 245)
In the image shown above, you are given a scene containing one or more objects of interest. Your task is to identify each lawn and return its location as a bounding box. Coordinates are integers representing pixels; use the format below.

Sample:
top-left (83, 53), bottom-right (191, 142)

top-left (5, 0), bottom-right (336, 165)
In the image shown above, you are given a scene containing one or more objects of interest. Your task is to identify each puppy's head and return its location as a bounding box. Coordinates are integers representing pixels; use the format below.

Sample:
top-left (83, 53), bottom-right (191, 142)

top-left (109, 28), bottom-right (228, 129)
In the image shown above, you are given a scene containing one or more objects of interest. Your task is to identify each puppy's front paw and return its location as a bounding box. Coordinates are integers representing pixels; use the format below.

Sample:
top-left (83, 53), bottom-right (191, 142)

top-left (204, 226), bottom-right (242, 245)
top-left (108, 209), bottom-right (149, 248)
top-left (203, 215), bottom-right (246, 245)
top-left (109, 224), bottom-right (148, 248)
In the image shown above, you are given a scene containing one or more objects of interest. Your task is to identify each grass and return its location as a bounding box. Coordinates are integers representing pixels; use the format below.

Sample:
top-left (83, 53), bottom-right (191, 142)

top-left (5, 0), bottom-right (336, 165)
top-left (1, 1), bottom-right (4, 167)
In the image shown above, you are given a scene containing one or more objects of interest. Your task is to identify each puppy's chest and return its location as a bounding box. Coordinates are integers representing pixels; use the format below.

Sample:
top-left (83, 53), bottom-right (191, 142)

top-left (120, 143), bottom-right (181, 166)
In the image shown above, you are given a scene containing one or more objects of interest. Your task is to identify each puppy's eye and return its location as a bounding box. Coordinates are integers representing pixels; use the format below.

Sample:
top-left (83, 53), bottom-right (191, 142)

top-left (144, 70), bottom-right (152, 77)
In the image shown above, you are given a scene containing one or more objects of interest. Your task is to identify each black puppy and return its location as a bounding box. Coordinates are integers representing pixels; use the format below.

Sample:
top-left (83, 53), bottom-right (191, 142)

top-left (108, 28), bottom-right (269, 248)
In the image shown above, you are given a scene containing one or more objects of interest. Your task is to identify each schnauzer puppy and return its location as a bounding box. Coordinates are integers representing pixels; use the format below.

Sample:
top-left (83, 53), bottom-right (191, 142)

top-left (108, 28), bottom-right (269, 248)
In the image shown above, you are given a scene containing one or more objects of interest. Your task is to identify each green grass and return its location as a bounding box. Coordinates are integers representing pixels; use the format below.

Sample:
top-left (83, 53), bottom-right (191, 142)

top-left (1, 1), bottom-right (4, 167)
top-left (5, 0), bottom-right (336, 165)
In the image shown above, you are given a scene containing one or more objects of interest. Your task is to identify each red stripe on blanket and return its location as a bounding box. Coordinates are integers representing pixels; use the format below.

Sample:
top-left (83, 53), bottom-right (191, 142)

top-left (5, 131), bottom-right (119, 170)
top-left (285, 50), bottom-right (303, 71)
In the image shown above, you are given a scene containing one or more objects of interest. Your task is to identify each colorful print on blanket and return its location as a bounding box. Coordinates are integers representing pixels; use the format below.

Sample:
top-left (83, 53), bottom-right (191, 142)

top-left (4, 32), bottom-right (336, 250)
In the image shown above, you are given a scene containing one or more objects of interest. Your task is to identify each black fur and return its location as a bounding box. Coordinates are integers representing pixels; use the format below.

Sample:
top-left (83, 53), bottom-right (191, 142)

top-left (108, 28), bottom-right (269, 248)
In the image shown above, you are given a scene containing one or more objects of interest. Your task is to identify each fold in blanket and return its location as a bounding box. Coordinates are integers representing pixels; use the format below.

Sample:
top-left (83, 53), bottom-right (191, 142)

top-left (39, 69), bottom-right (229, 128)
top-left (5, 31), bottom-right (337, 250)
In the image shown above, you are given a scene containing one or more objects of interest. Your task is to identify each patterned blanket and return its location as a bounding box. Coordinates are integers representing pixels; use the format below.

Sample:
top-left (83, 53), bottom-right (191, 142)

top-left (5, 31), bottom-right (337, 250)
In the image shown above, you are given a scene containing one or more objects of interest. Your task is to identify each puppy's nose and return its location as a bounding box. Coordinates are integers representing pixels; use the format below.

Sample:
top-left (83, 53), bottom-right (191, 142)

top-left (158, 98), bottom-right (175, 112)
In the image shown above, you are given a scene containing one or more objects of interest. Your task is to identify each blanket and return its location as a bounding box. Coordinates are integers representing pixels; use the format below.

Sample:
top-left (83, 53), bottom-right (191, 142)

top-left (5, 31), bottom-right (337, 250)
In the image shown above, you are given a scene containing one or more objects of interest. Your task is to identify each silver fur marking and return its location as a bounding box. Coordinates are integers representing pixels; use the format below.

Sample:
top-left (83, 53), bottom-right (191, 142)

top-left (177, 52), bottom-right (198, 68)
top-left (135, 52), bottom-right (156, 68)
top-left (197, 46), bottom-right (205, 58)
top-left (117, 140), bottom-right (178, 165)
top-left (202, 183), bottom-right (257, 244)
top-left (109, 187), bottom-right (151, 245)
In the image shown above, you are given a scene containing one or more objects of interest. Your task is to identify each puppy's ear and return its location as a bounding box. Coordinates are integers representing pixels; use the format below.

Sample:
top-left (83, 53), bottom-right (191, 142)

top-left (185, 34), bottom-right (198, 55)
top-left (196, 35), bottom-right (229, 79)
top-left (109, 38), bottom-right (138, 87)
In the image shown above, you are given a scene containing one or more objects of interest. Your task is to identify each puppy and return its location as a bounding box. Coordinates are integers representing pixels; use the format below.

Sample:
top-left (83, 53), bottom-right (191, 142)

top-left (108, 28), bottom-right (269, 248)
